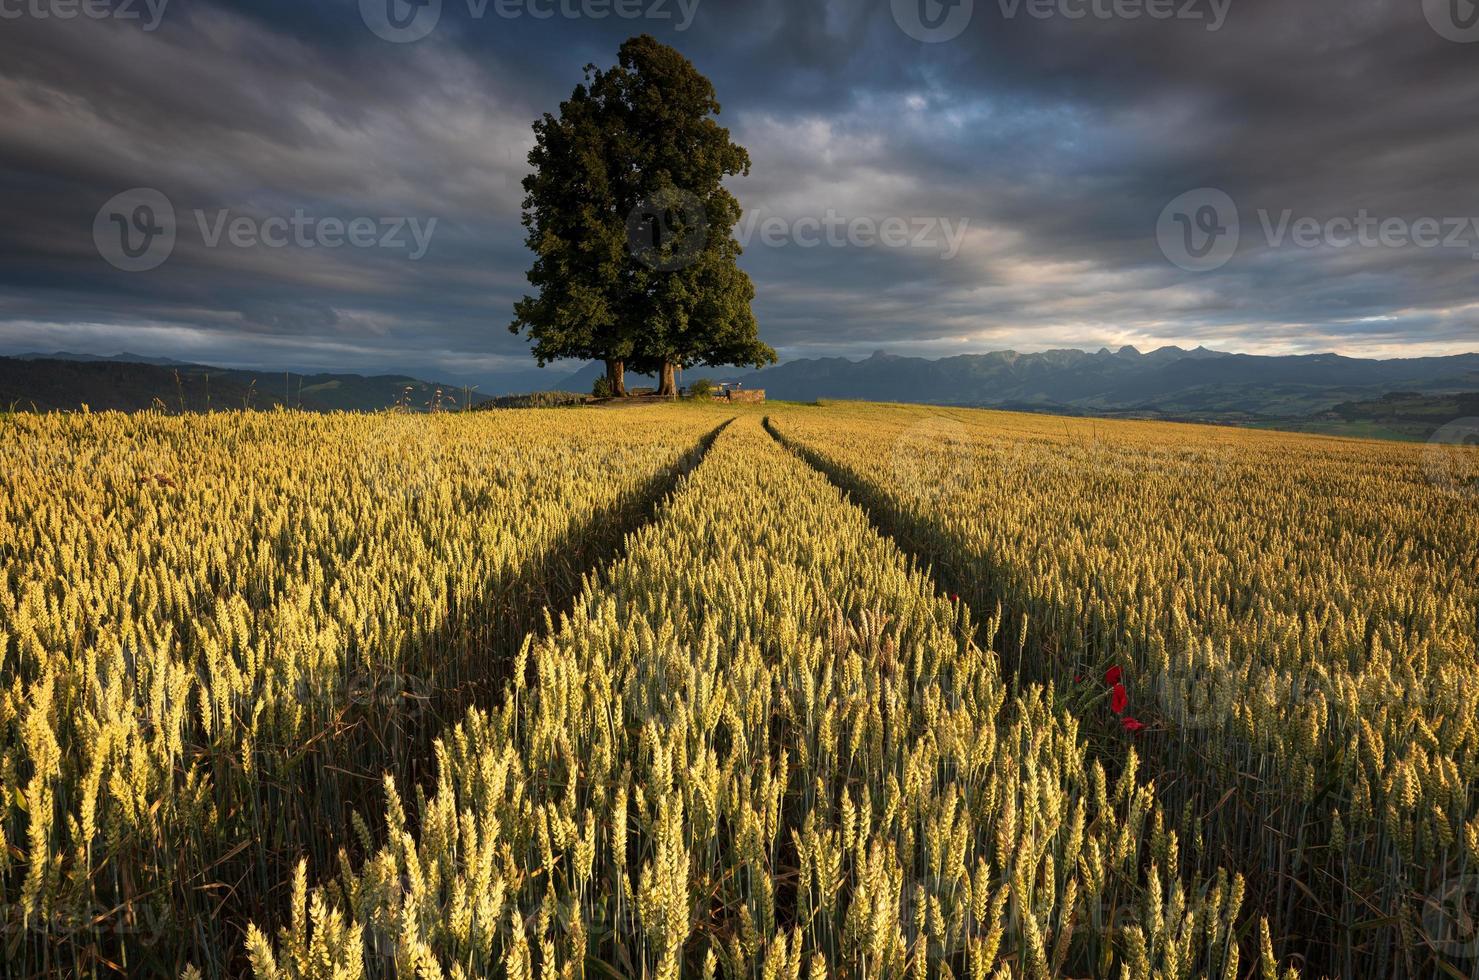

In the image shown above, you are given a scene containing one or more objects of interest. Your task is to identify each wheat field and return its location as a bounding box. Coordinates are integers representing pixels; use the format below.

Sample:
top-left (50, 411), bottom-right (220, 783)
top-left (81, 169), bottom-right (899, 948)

top-left (1, 402), bottom-right (1475, 978)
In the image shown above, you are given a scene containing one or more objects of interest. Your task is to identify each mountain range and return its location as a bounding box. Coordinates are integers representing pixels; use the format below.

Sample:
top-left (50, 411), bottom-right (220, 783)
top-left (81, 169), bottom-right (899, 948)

top-left (5, 346), bottom-right (1478, 438)
top-left (600, 346), bottom-right (1479, 423)
top-left (0, 356), bottom-right (486, 413)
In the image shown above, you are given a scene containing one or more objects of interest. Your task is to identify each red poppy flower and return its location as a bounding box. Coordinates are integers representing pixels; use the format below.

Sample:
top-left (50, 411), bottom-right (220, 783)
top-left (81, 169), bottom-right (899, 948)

top-left (1104, 666), bottom-right (1122, 687)
top-left (949, 593), bottom-right (959, 603)
top-left (1074, 675), bottom-right (1084, 684)
top-left (1122, 717), bottom-right (1145, 733)
top-left (1111, 683), bottom-right (1129, 714)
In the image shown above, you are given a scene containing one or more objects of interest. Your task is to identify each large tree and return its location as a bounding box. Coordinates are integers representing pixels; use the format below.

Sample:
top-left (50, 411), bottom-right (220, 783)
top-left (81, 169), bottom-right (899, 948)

top-left (511, 36), bottom-right (774, 396)
top-left (509, 62), bottom-right (634, 394)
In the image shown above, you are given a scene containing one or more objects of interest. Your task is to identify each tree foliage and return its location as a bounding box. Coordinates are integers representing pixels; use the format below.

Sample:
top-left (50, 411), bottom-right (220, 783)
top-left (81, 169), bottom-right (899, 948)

top-left (511, 36), bottom-right (775, 396)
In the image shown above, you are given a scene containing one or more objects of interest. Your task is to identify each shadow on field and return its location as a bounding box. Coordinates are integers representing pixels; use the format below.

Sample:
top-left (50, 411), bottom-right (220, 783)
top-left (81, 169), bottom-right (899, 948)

top-left (760, 415), bottom-right (1043, 683)
top-left (761, 414), bottom-right (1380, 979)
top-left (186, 417), bottom-right (735, 979)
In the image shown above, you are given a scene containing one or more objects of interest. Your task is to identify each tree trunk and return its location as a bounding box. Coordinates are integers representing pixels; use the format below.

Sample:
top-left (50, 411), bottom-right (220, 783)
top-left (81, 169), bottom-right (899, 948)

top-left (657, 362), bottom-right (678, 398)
top-left (605, 359), bottom-right (626, 397)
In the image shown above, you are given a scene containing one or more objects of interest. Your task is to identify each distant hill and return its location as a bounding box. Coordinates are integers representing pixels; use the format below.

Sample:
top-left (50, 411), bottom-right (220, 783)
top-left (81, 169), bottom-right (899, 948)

top-left (479, 391), bottom-right (590, 409)
top-left (0, 358), bottom-right (282, 412)
top-left (11, 350), bottom-right (203, 367)
top-left (0, 357), bottom-right (488, 413)
top-left (1271, 390), bottom-right (1479, 441)
top-left (701, 346), bottom-right (1479, 420)
top-left (280, 371), bottom-right (483, 412)
top-left (555, 363), bottom-right (660, 393)
top-left (10, 346), bottom-right (1479, 434)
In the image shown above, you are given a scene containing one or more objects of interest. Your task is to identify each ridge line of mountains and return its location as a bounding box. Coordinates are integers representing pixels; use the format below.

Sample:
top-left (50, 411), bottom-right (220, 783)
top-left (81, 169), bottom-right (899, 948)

top-left (716, 345), bottom-right (1479, 418)
top-left (0, 352), bottom-right (486, 414)
top-left (4, 346), bottom-right (1477, 440)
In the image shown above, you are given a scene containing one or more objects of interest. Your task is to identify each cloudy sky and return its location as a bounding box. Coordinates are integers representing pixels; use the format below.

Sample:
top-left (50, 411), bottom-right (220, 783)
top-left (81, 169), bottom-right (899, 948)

top-left (0, 0), bottom-right (1475, 388)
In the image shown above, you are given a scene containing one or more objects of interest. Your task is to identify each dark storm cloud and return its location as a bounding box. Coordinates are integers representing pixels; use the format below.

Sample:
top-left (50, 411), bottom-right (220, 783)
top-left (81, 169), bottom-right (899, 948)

top-left (0, 0), bottom-right (1474, 387)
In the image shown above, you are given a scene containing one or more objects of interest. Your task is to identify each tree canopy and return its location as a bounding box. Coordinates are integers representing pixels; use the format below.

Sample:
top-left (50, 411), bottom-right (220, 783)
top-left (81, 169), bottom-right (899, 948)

top-left (510, 35), bottom-right (776, 396)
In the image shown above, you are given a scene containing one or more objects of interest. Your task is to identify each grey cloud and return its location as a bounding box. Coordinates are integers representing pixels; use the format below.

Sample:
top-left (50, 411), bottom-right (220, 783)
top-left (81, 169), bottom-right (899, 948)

top-left (0, 0), bottom-right (1473, 385)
